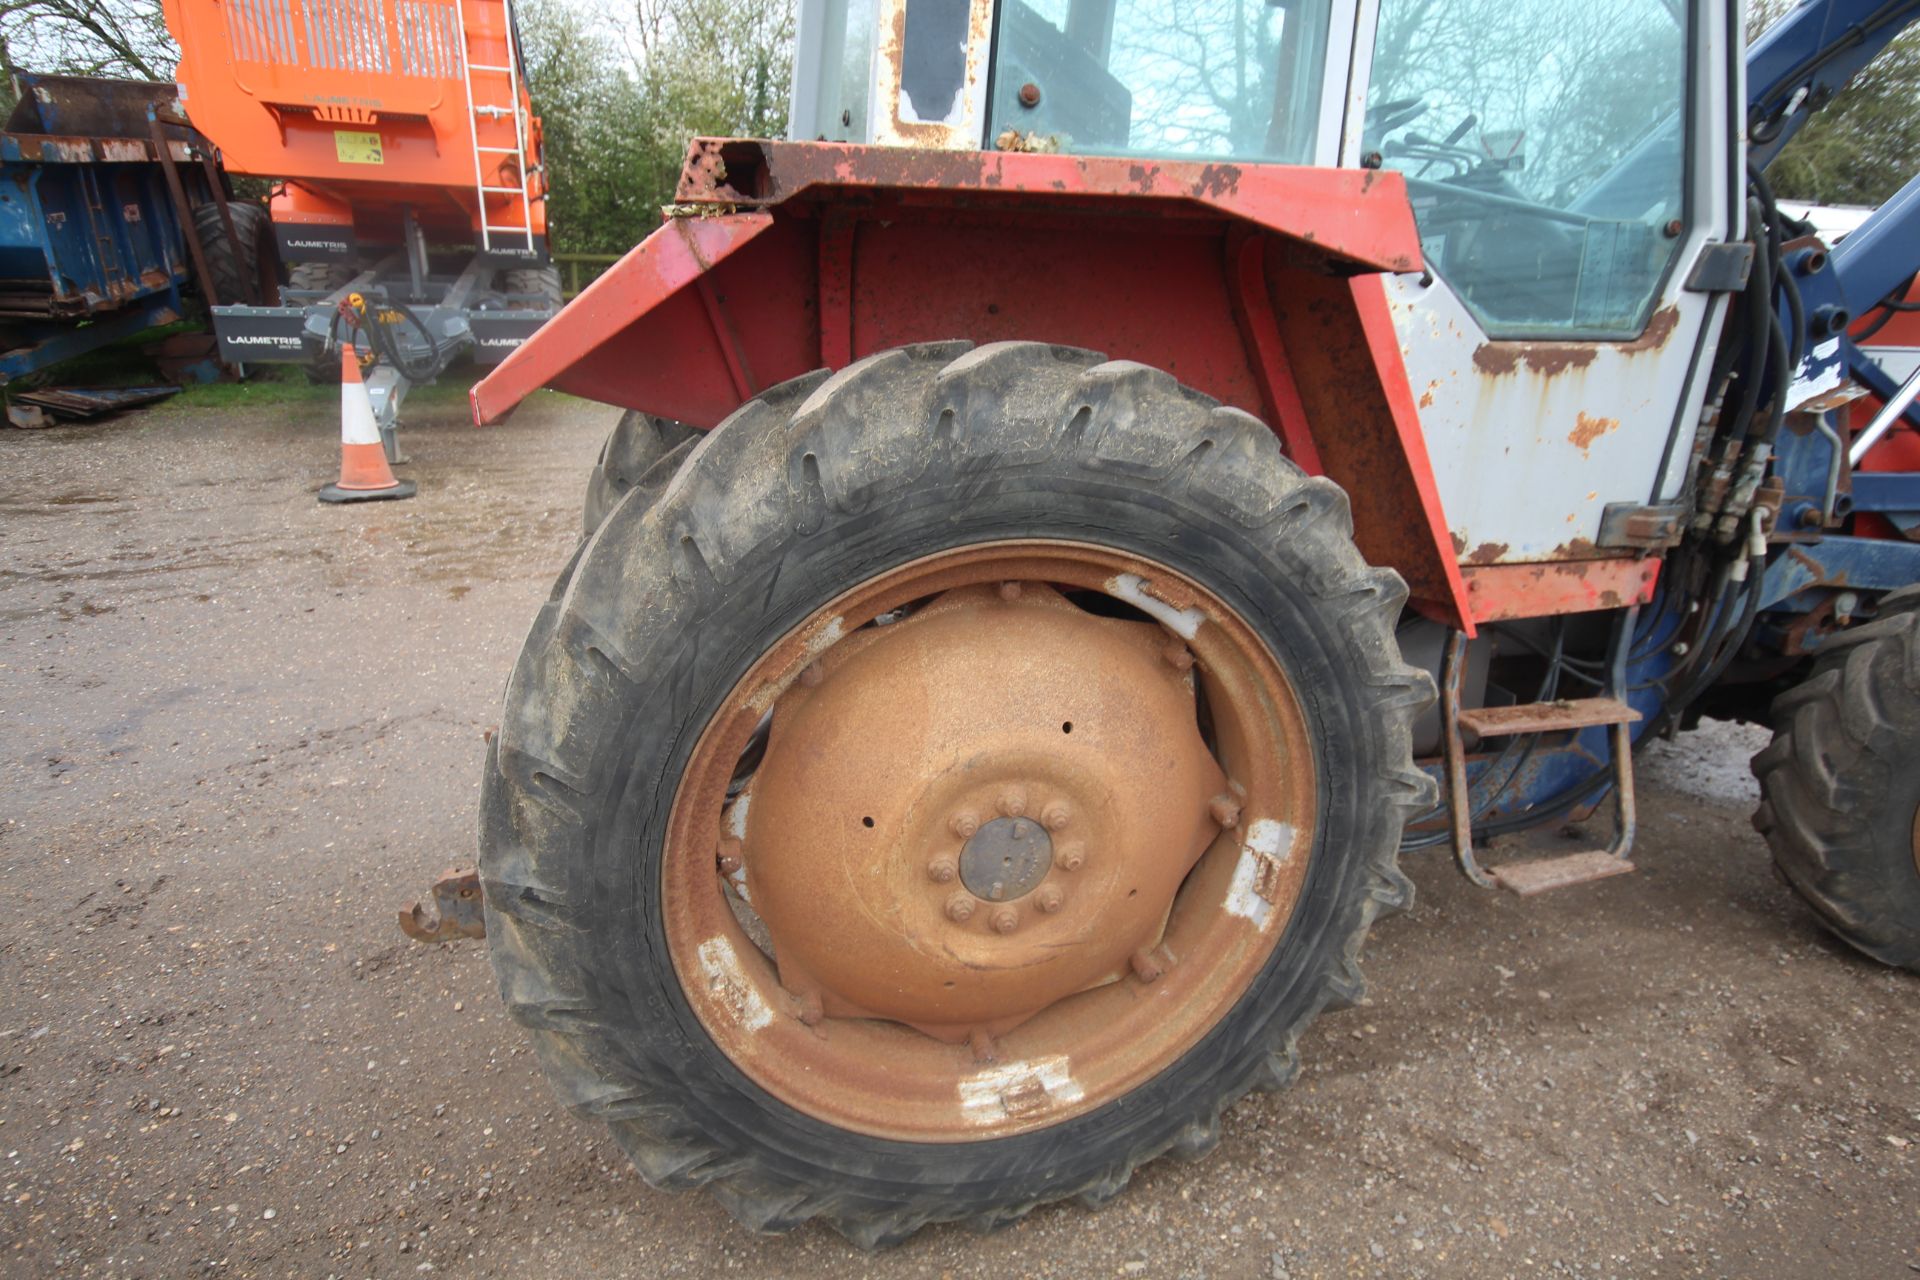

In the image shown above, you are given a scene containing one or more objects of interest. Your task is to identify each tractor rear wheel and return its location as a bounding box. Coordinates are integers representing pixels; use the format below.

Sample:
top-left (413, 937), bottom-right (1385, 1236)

top-left (1753, 587), bottom-right (1920, 970)
top-left (580, 409), bottom-right (698, 535)
top-left (482, 342), bottom-right (1436, 1245)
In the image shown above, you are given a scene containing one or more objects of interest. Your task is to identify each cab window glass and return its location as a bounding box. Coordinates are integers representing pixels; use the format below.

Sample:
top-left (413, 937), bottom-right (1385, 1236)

top-left (1366, 0), bottom-right (1687, 337)
top-left (989, 0), bottom-right (1334, 163)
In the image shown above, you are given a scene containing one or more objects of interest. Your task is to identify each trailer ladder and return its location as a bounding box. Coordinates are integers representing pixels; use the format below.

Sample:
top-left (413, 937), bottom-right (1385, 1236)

top-left (454, 0), bottom-right (534, 256)
top-left (79, 167), bottom-right (130, 298)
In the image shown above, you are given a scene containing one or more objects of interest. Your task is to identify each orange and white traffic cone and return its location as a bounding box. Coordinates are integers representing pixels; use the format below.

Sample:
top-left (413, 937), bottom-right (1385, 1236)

top-left (319, 343), bottom-right (416, 504)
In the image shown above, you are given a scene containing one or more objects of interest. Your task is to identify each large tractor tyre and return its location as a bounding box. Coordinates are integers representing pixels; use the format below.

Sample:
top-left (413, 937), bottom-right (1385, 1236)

top-left (581, 409), bottom-right (699, 535)
top-left (482, 341), bottom-right (1437, 1246)
top-left (1753, 586), bottom-right (1920, 970)
top-left (505, 265), bottom-right (564, 309)
top-left (191, 202), bottom-right (272, 306)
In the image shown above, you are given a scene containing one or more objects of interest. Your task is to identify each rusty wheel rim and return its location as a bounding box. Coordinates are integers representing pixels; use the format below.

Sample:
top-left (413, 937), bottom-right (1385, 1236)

top-left (662, 541), bottom-right (1318, 1142)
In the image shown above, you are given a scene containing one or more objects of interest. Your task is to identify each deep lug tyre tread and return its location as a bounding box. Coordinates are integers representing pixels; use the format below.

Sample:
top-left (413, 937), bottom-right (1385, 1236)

top-left (1752, 586), bottom-right (1920, 970)
top-left (483, 342), bottom-right (1437, 1245)
top-left (580, 409), bottom-right (701, 535)
top-left (192, 202), bottom-right (270, 306)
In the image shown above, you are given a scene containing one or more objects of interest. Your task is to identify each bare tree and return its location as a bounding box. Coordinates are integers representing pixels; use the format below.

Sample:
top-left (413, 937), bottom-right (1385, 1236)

top-left (0, 0), bottom-right (176, 84)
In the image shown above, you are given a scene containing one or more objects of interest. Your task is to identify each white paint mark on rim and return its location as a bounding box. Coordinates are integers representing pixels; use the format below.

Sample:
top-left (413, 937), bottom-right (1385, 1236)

top-left (749, 616), bottom-right (847, 711)
top-left (725, 791), bottom-right (752, 840)
top-left (697, 936), bottom-right (774, 1030)
top-left (957, 1055), bottom-right (1086, 1123)
top-left (1105, 573), bottom-right (1205, 640)
top-left (1225, 819), bottom-right (1294, 927)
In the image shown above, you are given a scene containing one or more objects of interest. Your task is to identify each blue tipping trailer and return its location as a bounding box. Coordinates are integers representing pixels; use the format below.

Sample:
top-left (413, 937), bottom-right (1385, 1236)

top-left (0, 74), bottom-right (250, 389)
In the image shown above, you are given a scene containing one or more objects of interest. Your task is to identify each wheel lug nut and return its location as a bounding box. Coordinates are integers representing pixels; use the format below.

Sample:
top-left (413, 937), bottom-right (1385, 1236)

top-left (998, 581), bottom-right (1023, 601)
top-left (1057, 842), bottom-right (1086, 871)
top-left (949, 810), bottom-right (980, 839)
top-left (997, 789), bottom-right (1028, 818)
top-left (1130, 948), bottom-right (1165, 983)
top-left (945, 892), bottom-right (977, 923)
top-left (926, 856), bottom-right (958, 884)
top-left (1040, 801), bottom-right (1071, 831)
top-left (1209, 793), bottom-right (1242, 829)
top-left (1163, 640), bottom-right (1194, 671)
top-left (716, 837), bottom-right (743, 876)
top-left (990, 906), bottom-right (1019, 934)
top-left (1035, 884), bottom-right (1064, 913)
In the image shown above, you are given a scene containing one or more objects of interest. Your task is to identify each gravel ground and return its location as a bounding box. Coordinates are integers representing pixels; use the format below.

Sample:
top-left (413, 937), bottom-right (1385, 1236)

top-left (0, 390), bottom-right (1915, 1279)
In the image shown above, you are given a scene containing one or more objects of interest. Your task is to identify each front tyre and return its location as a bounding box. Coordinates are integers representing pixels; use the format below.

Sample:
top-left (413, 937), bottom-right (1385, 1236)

top-left (482, 342), bottom-right (1436, 1245)
top-left (1753, 587), bottom-right (1920, 970)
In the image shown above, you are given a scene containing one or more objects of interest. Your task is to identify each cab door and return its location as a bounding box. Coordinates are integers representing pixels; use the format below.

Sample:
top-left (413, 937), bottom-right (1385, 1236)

top-left (1353, 0), bottom-right (1744, 564)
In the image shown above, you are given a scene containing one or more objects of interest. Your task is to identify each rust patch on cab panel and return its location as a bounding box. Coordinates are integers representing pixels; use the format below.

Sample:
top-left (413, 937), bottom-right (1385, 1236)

top-left (1568, 412), bottom-right (1620, 454)
top-left (1465, 541), bottom-right (1511, 565)
top-left (1470, 305), bottom-right (1681, 379)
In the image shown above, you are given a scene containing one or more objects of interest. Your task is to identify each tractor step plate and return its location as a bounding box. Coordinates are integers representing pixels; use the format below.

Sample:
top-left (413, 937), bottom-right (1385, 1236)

top-left (1490, 851), bottom-right (1636, 896)
top-left (1458, 697), bottom-right (1641, 738)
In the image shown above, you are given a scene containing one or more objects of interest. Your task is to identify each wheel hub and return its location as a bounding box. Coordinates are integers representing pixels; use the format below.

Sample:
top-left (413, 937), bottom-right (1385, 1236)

top-left (741, 583), bottom-right (1227, 1039)
top-left (959, 817), bottom-right (1052, 902)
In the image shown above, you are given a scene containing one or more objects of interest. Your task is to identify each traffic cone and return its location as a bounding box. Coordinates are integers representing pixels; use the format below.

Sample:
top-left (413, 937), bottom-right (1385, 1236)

top-left (319, 343), bottom-right (416, 503)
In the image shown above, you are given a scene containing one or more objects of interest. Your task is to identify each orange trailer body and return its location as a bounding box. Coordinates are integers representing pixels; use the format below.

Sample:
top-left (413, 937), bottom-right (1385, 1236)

top-left (162, 0), bottom-right (547, 262)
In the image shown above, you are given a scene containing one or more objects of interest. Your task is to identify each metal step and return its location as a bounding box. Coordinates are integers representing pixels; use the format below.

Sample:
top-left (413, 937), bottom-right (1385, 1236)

top-left (1458, 697), bottom-right (1640, 738)
top-left (1490, 850), bottom-right (1637, 896)
top-left (1438, 608), bottom-right (1642, 893)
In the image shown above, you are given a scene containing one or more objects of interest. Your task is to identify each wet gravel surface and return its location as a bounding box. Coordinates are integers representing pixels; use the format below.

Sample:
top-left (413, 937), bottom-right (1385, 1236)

top-left (1, 392), bottom-right (1916, 1278)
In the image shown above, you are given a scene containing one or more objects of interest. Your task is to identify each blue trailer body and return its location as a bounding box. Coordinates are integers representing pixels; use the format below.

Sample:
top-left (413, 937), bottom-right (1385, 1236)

top-left (0, 75), bottom-right (219, 381)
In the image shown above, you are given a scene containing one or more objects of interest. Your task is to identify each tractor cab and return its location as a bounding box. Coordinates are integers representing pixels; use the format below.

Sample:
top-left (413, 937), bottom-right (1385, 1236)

top-left (773, 1), bottom-right (1747, 576)
top-left (795, 0), bottom-right (1704, 343)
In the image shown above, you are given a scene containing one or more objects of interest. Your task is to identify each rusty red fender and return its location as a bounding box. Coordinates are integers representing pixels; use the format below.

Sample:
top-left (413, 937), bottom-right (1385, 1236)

top-left (471, 140), bottom-right (1473, 631)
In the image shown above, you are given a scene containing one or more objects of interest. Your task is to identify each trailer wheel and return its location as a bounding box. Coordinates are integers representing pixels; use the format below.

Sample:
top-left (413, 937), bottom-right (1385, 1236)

top-left (192, 202), bottom-right (271, 306)
top-left (1753, 586), bottom-right (1920, 970)
top-left (505, 265), bottom-right (563, 309)
top-left (581, 410), bottom-right (699, 535)
top-left (482, 342), bottom-right (1436, 1246)
top-left (288, 261), bottom-right (354, 296)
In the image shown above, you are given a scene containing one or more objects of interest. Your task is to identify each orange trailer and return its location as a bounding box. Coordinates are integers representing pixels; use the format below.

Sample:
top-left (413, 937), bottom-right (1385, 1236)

top-left (161, 0), bottom-right (559, 501)
top-left (162, 0), bottom-right (548, 266)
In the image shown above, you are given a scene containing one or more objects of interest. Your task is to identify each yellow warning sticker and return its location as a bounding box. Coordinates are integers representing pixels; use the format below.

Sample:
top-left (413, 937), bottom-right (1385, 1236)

top-left (334, 131), bottom-right (384, 165)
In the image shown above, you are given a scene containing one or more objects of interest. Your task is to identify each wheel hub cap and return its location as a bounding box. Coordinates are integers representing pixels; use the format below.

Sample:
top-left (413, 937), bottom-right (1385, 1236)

top-left (742, 583), bottom-right (1227, 1039)
top-left (959, 817), bottom-right (1052, 901)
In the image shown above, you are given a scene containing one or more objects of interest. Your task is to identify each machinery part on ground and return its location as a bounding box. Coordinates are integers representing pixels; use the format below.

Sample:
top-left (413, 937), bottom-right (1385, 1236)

top-left (1752, 586), bottom-right (1920, 971)
top-left (399, 867), bottom-right (486, 943)
top-left (580, 410), bottom-right (699, 535)
top-left (190, 202), bottom-right (272, 308)
top-left (505, 267), bottom-right (564, 310)
top-left (480, 341), bottom-right (1435, 1246)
